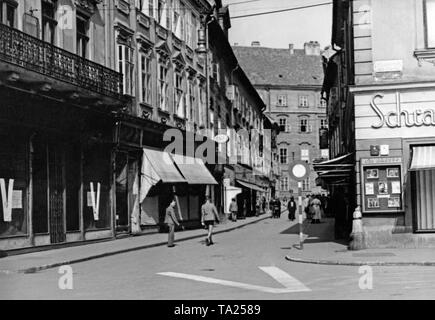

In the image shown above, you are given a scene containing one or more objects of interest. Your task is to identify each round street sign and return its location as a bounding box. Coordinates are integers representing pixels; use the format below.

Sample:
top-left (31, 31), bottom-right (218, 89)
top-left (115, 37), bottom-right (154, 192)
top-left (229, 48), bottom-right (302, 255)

top-left (288, 160), bottom-right (310, 181)
top-left (213, 134), bottom-right (229, 144)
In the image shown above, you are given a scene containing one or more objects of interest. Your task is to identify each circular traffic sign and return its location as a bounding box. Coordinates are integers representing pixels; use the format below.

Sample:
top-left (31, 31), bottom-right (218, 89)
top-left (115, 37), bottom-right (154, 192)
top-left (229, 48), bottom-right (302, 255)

top-left (288, 160), bottom-right (310, 181)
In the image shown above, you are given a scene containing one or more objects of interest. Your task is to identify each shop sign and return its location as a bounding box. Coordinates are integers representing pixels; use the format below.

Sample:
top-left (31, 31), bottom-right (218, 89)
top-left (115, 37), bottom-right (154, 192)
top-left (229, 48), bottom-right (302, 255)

top-left (371, 93), bottom-right (435, 129)
top-left (361, 157), bottom-right (402, 165)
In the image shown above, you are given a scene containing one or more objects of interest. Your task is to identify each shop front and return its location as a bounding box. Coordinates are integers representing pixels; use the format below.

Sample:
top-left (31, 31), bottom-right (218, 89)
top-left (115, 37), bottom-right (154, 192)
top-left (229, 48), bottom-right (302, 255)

top-left (353, 86), bottom-right (435, 247)
top-left (0, 87), bottom-right (115, 251)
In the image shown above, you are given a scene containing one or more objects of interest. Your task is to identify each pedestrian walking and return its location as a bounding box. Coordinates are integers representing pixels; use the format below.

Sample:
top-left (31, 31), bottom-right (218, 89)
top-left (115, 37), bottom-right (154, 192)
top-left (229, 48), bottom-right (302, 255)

top-left (164, 197), bottom-right (183, 247)
top-left (273, 197), bottom-right (281, 218)
top-left (261, 196), bottom-right (266, 215)
top-left (269, 197), bottom-right (275, 218)
top-left (287, 196), bottom-right (296, 221)
top-left (229, 197), bottom-right (238, 222)
top-left (311, 195), bottom-right (322, 224)
top-left (201, 196), bottom-right (221, 246)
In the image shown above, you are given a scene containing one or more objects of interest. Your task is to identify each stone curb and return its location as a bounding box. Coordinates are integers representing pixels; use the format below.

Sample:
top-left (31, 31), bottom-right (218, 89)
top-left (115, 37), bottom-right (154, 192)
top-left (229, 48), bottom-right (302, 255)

top-left (0, 215), bottom-right (271, 274)
top-left (285, 256), bottom-right (435, 267)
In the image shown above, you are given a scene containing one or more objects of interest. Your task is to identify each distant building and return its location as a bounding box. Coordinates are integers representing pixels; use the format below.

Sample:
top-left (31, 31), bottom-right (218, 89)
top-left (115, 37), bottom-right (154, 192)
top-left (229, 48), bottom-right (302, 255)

top-left (233, 42), bottom-right (327, 199)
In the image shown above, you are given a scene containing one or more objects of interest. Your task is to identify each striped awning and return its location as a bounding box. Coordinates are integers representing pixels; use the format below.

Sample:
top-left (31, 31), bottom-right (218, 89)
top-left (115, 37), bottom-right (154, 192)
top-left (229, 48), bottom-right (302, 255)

top-left (142, 148), bottom-right (187, 183)
top-left (171, 154), bottom-right (218, 185)
top-left (410, 146), bottom-right (435, 171)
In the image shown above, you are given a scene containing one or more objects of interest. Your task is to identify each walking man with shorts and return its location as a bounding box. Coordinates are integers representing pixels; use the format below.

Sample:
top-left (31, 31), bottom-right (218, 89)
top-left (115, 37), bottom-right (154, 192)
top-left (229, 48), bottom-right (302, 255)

top-left (201, 196), bottom-right (221, 246)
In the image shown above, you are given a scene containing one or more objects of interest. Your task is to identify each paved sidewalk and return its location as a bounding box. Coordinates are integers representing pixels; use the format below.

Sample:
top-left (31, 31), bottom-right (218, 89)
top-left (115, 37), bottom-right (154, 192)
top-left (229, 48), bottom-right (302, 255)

top-left (0, 214), bottom-right (270, 274)
top-left (285, 218), bottom-right (435, 266)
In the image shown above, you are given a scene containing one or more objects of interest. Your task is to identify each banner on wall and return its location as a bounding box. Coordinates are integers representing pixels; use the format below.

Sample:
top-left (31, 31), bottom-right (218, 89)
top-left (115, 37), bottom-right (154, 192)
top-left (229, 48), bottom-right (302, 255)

top-left (0, 178), bottom-right (14, 222)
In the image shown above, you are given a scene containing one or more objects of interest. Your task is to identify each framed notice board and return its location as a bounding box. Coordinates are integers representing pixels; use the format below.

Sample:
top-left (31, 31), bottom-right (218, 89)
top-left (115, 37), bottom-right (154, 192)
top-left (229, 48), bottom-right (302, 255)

top-left (360, 157), bottom-right (404, 213)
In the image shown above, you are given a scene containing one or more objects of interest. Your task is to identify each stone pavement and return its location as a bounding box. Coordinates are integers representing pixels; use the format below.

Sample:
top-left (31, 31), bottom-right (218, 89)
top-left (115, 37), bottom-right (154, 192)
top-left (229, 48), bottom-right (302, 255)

top-left (0, 214), bottom-right (270, 274)
top-left (285, 218), bottom-right (435, 266)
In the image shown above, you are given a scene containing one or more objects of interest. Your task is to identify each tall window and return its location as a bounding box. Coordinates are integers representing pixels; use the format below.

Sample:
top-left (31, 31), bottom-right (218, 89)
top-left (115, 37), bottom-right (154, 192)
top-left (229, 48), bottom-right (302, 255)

top-left (0, 0), bottom-right (16, 27)
top-left (174, 71), bottom-right (185, 117)
top-left (301, 148), bottom-right (309, 162)
top-left (139, 52), bottom-right (152, 104)
top-left (198, 82), bottom-right (206, 126)
top-left (42, 0), bottom-right (57, 44)
top-left (279, 118), bottom-right (290, 132)
top-left (302, 178), bottom-right (310, 191)
top-left (425, 0), bottom-right (435, 48)
top-left (187, 13), bottom-right (196, 48)
top-left (299, 95), bottom-right (309, 107)
top-left (280, 177), bottom-right (289, 191)
top-left (76, 14), bottom-right (89, 58)
top-left (157, 0), bottom-right (167, 28)
top-left (299, 118), bottom-right (311, 133)
top-left (117, 44), bottom-right (134, 95)
top-left (320, 118), bottom-right (328, 129)
top-left (158, 61), bottom-right (168, 110)
top-left (136, 0), bottom-right (153, 17)
top-left (279, 147), bottom-right (288, 164)
top-left (277, 95), bottom-right (287, 106)
top-left (186, 78), bottom-right (195, 121)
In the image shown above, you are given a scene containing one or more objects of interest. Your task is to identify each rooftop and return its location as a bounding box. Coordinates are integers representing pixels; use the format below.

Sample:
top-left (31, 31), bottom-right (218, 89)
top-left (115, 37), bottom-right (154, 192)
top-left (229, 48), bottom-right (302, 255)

top-left (232, 45), bottom-right (324, 87)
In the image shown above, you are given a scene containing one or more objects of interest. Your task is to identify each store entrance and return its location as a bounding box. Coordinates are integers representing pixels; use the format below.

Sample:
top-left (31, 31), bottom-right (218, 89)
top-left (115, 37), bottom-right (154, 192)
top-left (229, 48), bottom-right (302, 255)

top-left (115, 152), bottom-right (129, 233)
top-left (412, 169), bottom-right (435, 232)
top-left (48, 143), bottom-right (66, 244)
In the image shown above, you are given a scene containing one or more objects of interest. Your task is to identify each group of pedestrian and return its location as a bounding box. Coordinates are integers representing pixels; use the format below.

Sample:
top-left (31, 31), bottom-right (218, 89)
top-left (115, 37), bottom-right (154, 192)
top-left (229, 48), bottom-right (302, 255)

top-left (303, 193), bottom-right (329, 224)
top-left (270, 197), bottom-right (281, 218)
top-left (164, 195), bottom-right (220, 248)
top-left (228, 196), bottom-right (267, 222)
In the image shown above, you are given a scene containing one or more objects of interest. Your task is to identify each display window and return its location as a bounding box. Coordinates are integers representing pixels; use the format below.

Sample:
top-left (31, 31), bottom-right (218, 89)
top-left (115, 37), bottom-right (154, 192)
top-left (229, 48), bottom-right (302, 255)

top-left (0, 131), bottom-right (28, 237)
top-left (360, 157), bottom-right (403, 213)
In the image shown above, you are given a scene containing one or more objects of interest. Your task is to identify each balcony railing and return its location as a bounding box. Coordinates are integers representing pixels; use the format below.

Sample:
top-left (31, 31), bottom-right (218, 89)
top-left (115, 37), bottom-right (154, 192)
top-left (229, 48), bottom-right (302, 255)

top-left (0, 23), bottom-right (122, 99)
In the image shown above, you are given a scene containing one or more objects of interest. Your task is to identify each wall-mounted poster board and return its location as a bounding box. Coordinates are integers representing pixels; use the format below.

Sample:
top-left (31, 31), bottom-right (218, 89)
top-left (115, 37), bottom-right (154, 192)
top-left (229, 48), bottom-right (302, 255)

top-left (360, 157), bottom-right (404, 213)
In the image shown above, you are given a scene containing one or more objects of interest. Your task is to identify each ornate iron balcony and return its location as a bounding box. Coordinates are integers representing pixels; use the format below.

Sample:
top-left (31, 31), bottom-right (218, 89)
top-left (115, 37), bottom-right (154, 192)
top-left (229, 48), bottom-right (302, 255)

top-left (0, 23), bottom-right (122, 99)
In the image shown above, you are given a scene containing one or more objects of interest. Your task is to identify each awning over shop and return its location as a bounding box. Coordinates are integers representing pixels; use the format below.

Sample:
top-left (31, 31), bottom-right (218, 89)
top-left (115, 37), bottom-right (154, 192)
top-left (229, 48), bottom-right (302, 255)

top-left (409, 146), bottom-right (435, 171)
top-left (140, 148), bottom-right (187, 203)
top-left (236, 179), bottom-right (266, 192)
top-left (143, 148), bottom-right (187, 183)
top-left (313, 153), bottom-right (354, 187)
top-left (171, 154), bottom-right (218, 185)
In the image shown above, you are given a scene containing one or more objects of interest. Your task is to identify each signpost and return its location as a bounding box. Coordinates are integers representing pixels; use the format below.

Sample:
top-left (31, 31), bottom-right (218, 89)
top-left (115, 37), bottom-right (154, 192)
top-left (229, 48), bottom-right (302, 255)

top-left (288, 161), bottom-right (310, 250)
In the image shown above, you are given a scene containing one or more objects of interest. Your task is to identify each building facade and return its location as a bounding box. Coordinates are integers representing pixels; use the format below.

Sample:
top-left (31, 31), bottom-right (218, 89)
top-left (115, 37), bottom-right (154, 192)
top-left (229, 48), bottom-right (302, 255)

top-left (233, 42), bottom-right (327, 200)
top-left (321, 0), bottom-right (435, 247)
top-left (0, 0), bottom-right (125, 250)
top-left (0, 0), bottom-right (275, 251)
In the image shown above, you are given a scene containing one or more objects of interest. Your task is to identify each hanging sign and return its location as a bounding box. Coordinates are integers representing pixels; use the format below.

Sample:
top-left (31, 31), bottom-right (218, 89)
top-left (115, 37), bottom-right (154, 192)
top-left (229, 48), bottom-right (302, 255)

top-left (0, 179), bottom-right (14, 222)
top-left (89, 182), bottom-right (101, 221)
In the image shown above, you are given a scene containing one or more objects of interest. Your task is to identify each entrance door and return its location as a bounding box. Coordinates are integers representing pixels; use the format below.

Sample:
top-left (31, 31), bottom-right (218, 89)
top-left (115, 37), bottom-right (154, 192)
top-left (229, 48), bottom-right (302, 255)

top-left (115, 152), bottom-right (129, 232)
top-left (413, 170), bottom-right (435, 232)
top-left (48, 144), bottom-right (66, 243)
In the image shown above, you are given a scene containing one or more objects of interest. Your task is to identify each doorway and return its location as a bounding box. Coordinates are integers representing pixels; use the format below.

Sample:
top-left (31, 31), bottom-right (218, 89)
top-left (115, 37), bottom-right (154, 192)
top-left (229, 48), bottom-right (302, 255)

top-left (48, 143), bottom-right (66, 244)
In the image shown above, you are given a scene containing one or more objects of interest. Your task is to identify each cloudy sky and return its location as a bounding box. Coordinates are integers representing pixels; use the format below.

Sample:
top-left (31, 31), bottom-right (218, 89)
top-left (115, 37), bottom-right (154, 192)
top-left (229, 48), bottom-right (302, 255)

top-left (222, 0), bottom-right (332, 50)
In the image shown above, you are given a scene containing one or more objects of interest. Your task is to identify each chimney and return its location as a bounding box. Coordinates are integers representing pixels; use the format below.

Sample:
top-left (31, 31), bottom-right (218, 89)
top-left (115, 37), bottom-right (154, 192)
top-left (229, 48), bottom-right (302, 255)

top-left (304, 41), bottom-right (321, 56)
top-left (289, 43), bottom-right (294, 55)
top-left (251, 41), bottom-right (261, 47)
